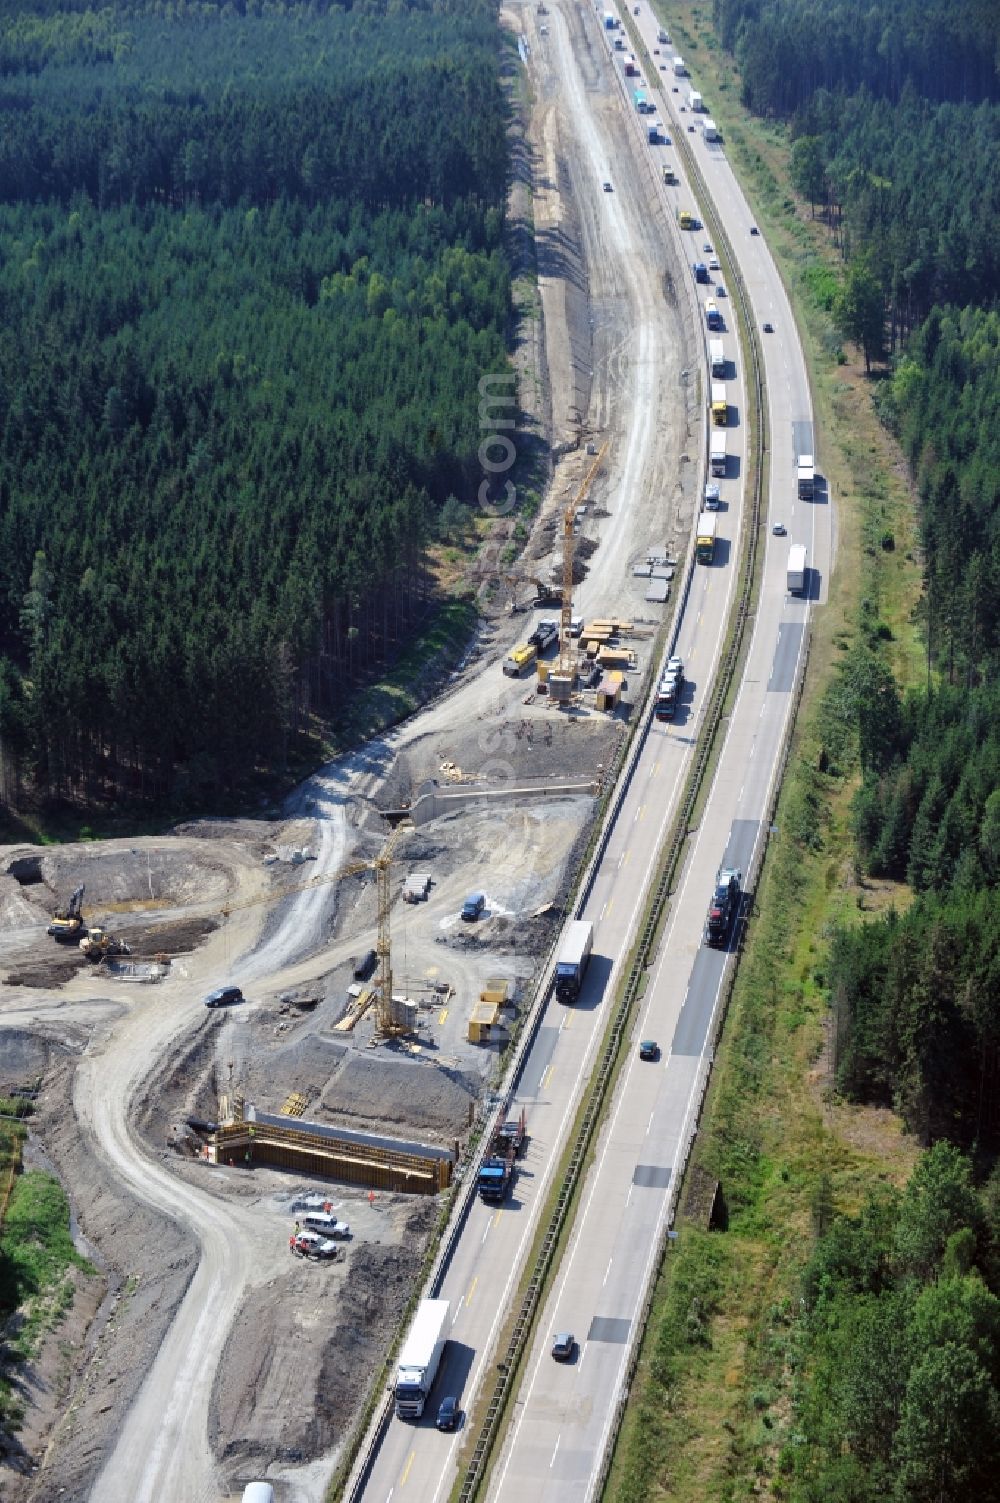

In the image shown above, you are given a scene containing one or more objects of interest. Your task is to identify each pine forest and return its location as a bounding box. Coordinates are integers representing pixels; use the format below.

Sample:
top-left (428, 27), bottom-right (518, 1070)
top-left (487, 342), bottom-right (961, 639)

top-left (0, 0), bottom-right (511, 807)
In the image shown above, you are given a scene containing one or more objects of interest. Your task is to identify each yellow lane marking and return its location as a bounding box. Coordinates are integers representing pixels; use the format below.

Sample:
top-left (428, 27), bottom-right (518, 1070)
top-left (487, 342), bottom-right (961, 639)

top-left (401, 1450), bottom-right (416, 1486)
top-left (466, 1275), bottom-right (478, 1306)
top-left (541, 1064), bottom-right (554, 1090)
top-left (438, 1008), bottom-right (449, 1024)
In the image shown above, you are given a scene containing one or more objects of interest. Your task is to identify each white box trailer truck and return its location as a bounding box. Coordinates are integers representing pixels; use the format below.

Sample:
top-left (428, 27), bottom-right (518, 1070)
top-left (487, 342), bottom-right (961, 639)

top-left (797, 454), bottom-right (815, 499)
top-left (673, 55), bottom-right (687, 75)
top-left (395, 1299), bottom-right (450, 1419)
top-left (555, 919), bottom-right (593, 1002)
top-left (703, 117), bottom-right (719, 142)
top-left (710, 430), bottom-right (727, 477)
top-left (787, 544), bottom-right (807, 594)
top-left (709, 338), bottom-right (726, 377)
top-left (689, 90), bottom-right (703, 111)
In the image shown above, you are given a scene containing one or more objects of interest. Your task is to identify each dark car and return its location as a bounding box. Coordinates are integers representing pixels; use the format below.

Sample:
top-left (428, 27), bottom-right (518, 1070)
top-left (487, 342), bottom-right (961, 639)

top-left (706, 867), bottom-right (742, 947)
top-left (551, 1332), bottom-right (576, 1362)
top-left (762, 321), bottom-right (774, 333)
top-left (204, 985), bottom-right (243, 1009)
top-left (436, 1396), bottom-right (460, 1431)
top-left (639, 1039), bottom-right (660, 1061)
top-left (353, 949), bottom-right (378, 981)
top-left (750, 225), bottom-right (760, 235)
top-left (461, 892), bottom-right (486, 922)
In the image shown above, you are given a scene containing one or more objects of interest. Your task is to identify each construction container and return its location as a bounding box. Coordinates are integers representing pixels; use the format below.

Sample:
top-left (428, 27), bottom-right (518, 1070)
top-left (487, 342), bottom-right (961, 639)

top-left (468, 1000), bottom-right (500, 1044)
top-left (481, 976), bottom-right (511, 1005)
top-left (385, 995), bottom-right (419, 1032)
top-left (536, 659), bottom-right (550, 683)
top-left (595, 671), bottom-right (623, 711)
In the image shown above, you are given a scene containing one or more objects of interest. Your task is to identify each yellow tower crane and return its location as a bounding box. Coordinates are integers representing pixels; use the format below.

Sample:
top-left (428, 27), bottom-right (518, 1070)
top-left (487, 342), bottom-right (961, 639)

top-left (554, 440), bottom-right (609, 693)
top-left (217, 823), bottom-right (408, 1035)
top-left (363, 823), bottom-right (404, 1036)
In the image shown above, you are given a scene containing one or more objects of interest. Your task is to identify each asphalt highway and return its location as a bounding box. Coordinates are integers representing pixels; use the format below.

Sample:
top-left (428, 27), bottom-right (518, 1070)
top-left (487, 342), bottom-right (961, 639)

top-left (351, 0), bottom-right (769, 1497)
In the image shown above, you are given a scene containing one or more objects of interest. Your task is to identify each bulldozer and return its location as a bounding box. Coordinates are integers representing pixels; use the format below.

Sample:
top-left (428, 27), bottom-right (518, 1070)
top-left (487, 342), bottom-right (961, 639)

top-left (47, 885), bottom-right (87, 944)
top-left (79, 927), bottom-right (131, 963)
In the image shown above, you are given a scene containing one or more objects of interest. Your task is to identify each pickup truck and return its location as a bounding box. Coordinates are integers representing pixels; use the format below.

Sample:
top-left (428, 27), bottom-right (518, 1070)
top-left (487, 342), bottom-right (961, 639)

top-left (529, 619), bottom-right (559, 653)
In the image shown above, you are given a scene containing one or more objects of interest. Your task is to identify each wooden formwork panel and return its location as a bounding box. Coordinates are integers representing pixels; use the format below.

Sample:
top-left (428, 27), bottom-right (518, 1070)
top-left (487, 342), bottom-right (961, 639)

top-left (213, 1126), bottom-right (449, 1195)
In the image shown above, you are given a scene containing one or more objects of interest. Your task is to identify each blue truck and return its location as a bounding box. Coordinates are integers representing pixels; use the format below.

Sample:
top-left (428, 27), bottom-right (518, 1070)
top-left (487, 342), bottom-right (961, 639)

top-left (477, 1110), bottom-right (527, 1203)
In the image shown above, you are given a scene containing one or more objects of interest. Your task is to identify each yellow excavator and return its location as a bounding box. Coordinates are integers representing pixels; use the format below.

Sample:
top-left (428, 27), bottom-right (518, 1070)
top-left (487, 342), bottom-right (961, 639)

top-left (47, 884), bottom-right (87, 944)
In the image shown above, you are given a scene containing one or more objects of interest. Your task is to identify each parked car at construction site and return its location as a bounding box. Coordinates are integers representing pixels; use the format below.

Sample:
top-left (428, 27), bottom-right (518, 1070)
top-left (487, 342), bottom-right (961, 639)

top-left (290, 1231), bottom-right (340, 1260)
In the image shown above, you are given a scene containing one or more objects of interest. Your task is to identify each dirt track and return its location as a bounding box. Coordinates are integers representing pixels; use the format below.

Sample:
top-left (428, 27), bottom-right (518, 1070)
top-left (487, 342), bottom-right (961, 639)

top-left (0, 1), bottom-right (697, 1497)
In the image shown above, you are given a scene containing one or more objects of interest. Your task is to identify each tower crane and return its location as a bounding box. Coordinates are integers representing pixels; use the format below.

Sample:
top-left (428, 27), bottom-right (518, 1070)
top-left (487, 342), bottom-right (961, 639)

top-left (216, 824), bottom-right (409, 1035)
top-left (554, 440), bottom-right (609, 693)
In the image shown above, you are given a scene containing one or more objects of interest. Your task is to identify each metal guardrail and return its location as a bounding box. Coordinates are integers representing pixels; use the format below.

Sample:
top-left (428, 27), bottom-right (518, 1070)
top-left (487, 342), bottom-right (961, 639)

top-left (346, 12), bottom-right (782, 1501)
top-left (452, 12), bottom-right (775, 1501)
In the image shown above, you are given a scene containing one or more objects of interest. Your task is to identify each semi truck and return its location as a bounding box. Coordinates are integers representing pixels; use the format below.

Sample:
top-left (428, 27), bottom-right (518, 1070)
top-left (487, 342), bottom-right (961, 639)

top-left (696, 511), bottom-right (718, 564)
top-left (693, 261), bottom-right (709, 284)
top-left (787, 544), bottom-right (807, 594)
top-left (705, 300), bottom-right (722, 330)
top-left (633, 89), bottom-right (649, 112)
top-left (711, 382), bottom-right (728, 425)
top-left (555, 919), bottom-right (593, 1002)
top-left (673, 55), bottom-right (687, 75)
top-left (624, 57), bottom-right (639, 77)
top-left (704, 480), bottom-right (721, 509)
top-left (689, 90), bottom-right (703, 112)
top-left (662, 163), bottom-right (677, 185)
top-left (648, 120), bottom-right (660, 143)
top-left (710, 430), bottom-right (727, 477)
top-left (394, 1299), bottom-right (450, 1419)
top-left (797, 454), bottom-right (815, 500)
top-left (703, 117), bottom-right (719, 142)
top-left (709, 338), bottom-right (726, 377)
top-left (679, 209), bottom-right (696, 229)
top-left (477, 1109), bottom-right (527, 1203)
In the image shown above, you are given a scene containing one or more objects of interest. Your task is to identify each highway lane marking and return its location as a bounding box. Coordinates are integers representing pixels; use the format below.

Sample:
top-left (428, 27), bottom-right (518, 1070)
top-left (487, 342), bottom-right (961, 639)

top-left (618, 849), bottom-right (631, 869)
top-left (550, 1435), bottom-right (562, 1469)
top-left (438, 1008), bottom-right (449, 1024)
top-left (465, 1275), bottom-right (478, 1307)
top-left (541, 1064), bottom-right (555, 1090)
top-left (603, 1255), bottom-right (613, 1287)
top-left (439, 64), bottom-right (751, 1498)
top-left (401, 1450), bottom-right (416, 1486)
top-left (635, 804), bottom-right (645, 821)
top-left (648, 1109), bottom-right (656, 1134)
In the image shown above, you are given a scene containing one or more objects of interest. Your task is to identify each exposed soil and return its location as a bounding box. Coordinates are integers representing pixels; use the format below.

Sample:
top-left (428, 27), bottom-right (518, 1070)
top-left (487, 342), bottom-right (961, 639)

top-left (0, 0), bottom-right (696, 1493)
top-left (210, 1201), bottom-right (436, 1475)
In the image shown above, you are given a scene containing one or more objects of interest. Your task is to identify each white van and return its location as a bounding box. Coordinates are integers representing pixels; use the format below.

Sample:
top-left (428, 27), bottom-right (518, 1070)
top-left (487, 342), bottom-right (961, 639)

top-left (302, 1212), bottom-right (350, 1239)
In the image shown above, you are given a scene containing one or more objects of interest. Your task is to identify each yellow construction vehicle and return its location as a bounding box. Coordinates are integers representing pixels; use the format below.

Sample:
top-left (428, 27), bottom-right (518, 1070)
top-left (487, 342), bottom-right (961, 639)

top-left (79, 927), bottom-right (132, 962)
top-left (549, 441), bottom-right (609, 700)
top-left (47, 884), bottom-right (86, 944)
